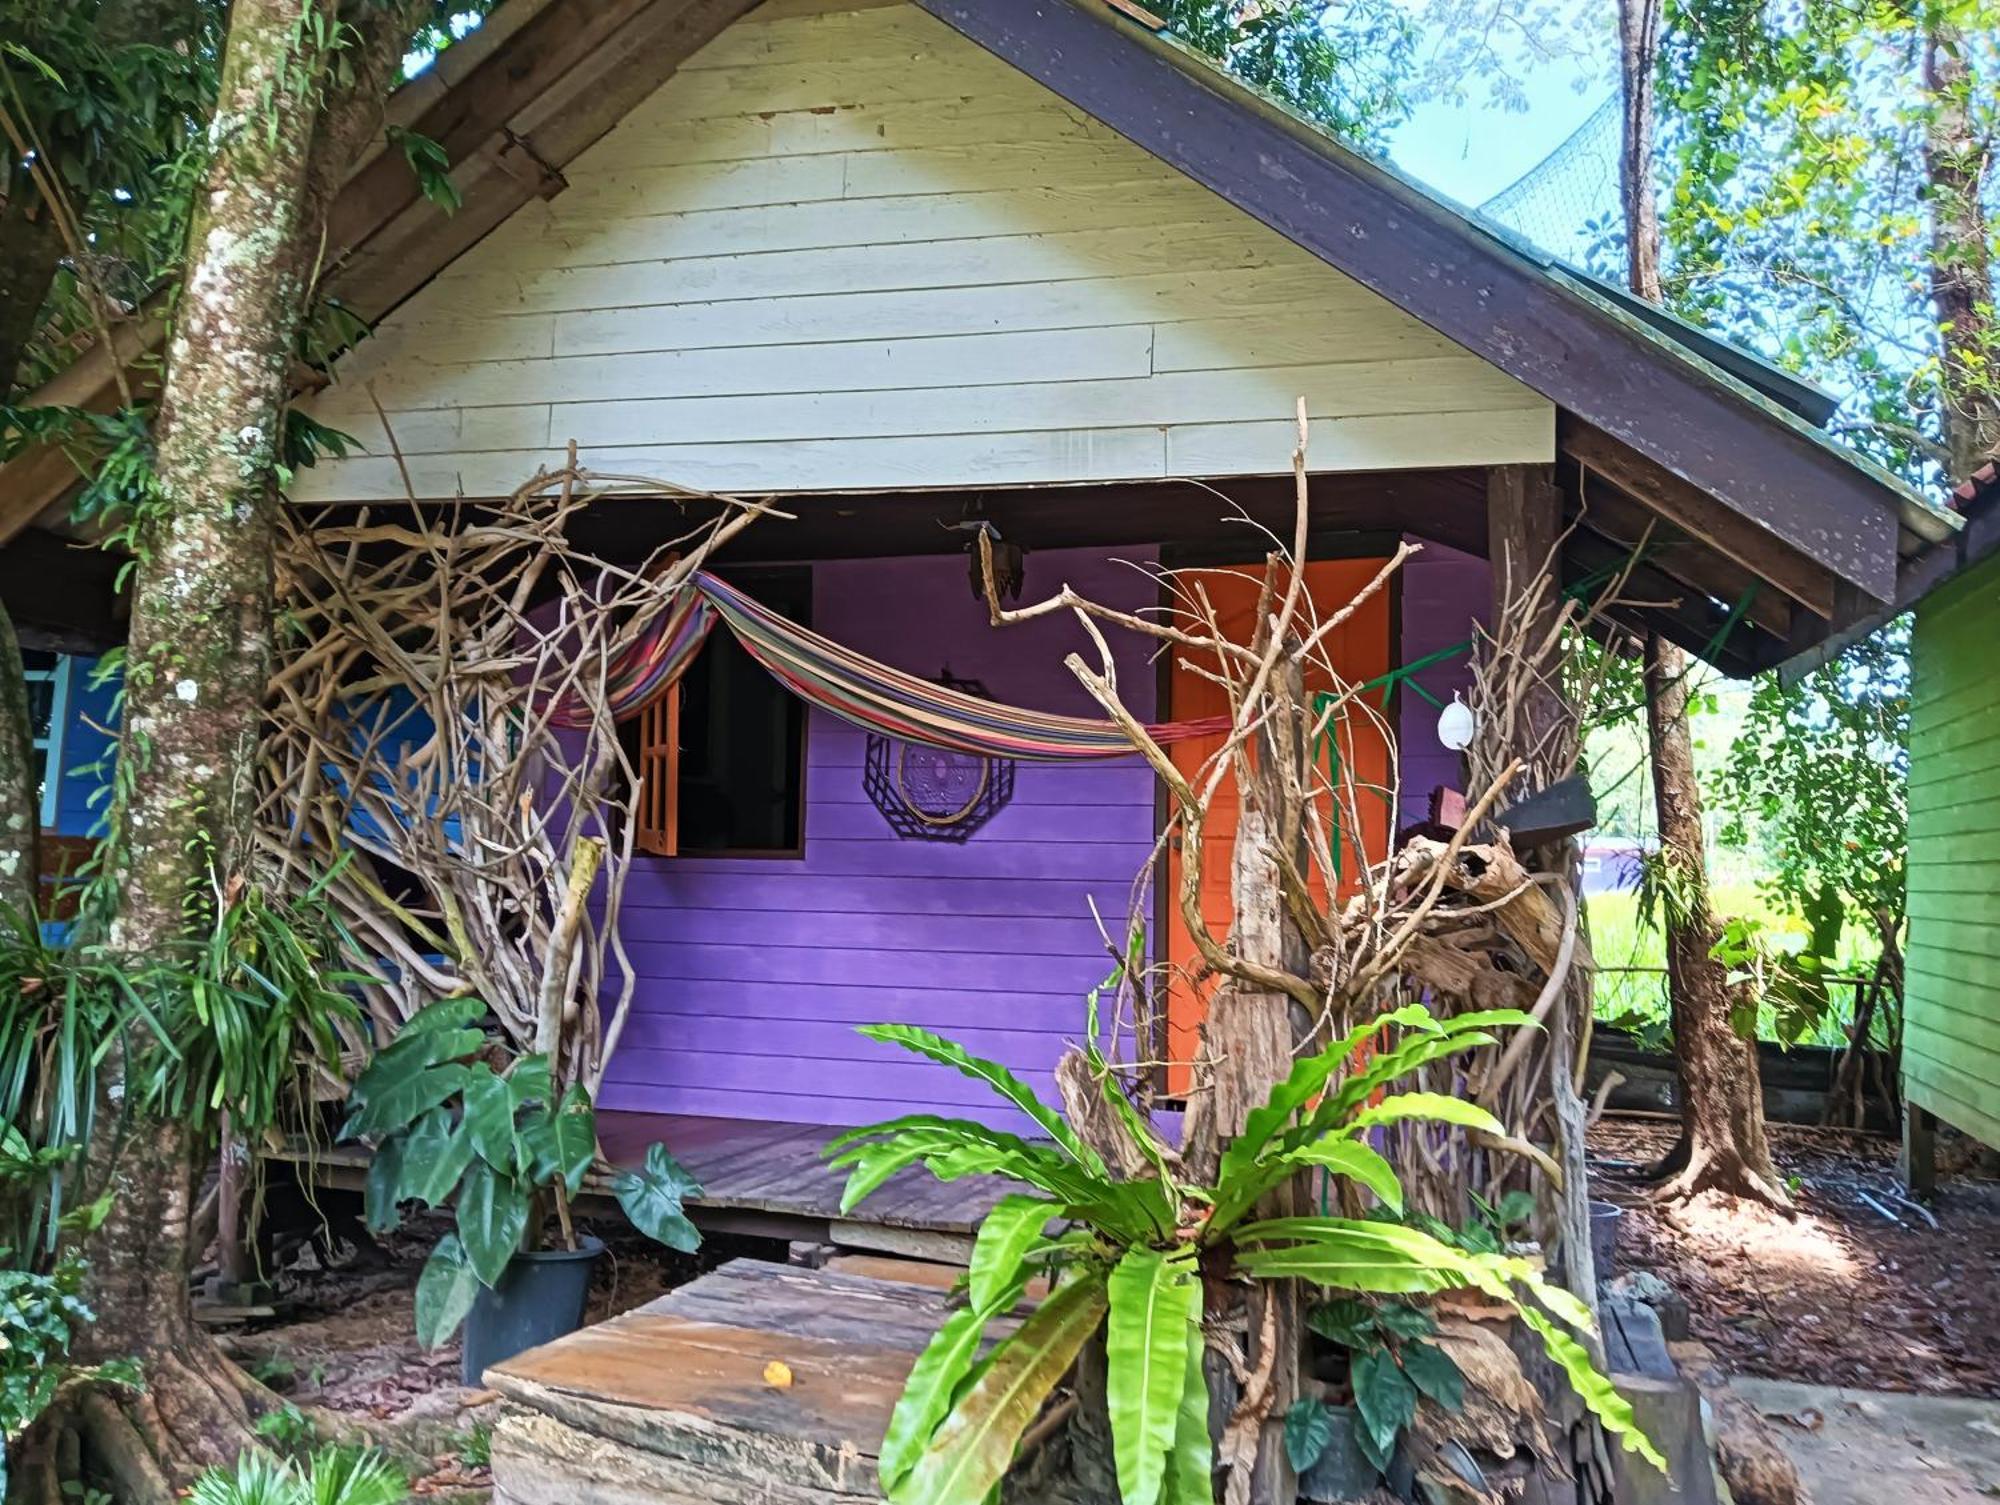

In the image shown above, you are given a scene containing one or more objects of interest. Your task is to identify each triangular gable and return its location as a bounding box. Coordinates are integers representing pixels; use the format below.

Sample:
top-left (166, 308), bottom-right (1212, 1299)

top-left (291, 0), bottom-right (1550, 502)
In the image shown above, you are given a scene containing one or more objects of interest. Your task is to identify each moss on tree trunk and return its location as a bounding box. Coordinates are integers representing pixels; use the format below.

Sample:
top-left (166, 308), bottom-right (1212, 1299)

top-left (62, 0), bottom-right (420, 1490)
top-left (0, 601), bottom-right (41, 921)
top-left (75, 0), bottom-right (319, 1371)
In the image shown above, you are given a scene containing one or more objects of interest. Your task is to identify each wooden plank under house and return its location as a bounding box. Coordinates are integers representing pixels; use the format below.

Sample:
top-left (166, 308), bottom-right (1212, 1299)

top-left (0, 0), bottom-right (1962, 1496)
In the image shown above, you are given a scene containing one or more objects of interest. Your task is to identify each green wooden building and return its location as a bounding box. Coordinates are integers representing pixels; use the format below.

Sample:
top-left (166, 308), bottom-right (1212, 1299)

top-left (1908, 550), bottom-right (2000, 1155)
top-left (1874, 461), bottom-right (2000, 1183)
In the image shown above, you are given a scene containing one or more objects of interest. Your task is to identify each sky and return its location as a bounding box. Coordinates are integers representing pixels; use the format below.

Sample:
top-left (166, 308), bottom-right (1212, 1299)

top-left (1382, 0), bottom-right (1617, 213)
top-left (1391, 76), bottom-right (1613, 210)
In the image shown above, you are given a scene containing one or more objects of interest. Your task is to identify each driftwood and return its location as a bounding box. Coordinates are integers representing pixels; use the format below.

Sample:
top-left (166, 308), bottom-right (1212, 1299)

top-left (1670, 1342), bottom-right (1810, 1505)
top-left (976, 410), bottom-right (1661, 1503)
top-left (1408, 1315), bottom-right (1564, 1503)
top-left (256, 451), bottom-right (777, 1087)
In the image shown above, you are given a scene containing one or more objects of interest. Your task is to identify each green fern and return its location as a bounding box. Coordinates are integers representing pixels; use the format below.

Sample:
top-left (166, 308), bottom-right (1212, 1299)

top-left (829, 1001), bottom-right (1663, 1505)
top-left (188, 1447), bottom-right (406, 1505)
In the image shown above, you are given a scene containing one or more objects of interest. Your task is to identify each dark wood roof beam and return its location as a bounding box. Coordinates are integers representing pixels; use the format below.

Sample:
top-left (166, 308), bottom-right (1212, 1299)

top-left (1566, 477), bottom-right (1794, 639)
top-left (1560, 419), bottom-right (1838, 619)
top-left (330, 0), bottom-right (765, 328)
top-left (1564, 531), bottom-right (1772, 678)
top-left (325, 0), bottom-right (660, 257)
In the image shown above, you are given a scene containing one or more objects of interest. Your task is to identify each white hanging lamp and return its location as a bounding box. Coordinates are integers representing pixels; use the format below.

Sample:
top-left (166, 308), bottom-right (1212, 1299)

top-left (1437, 691), bottom-right (1476, 752)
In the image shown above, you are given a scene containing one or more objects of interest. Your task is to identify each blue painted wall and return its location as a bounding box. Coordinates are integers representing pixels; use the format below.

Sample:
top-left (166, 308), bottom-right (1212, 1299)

top-left (50, 655), bottom-right (117, 839)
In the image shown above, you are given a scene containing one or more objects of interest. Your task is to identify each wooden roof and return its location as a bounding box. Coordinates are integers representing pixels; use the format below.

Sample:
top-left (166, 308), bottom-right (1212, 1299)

top-left (1783, 462), bottom-right (2000, 680)
top-left (0, 0), bottom-right (1956, 674)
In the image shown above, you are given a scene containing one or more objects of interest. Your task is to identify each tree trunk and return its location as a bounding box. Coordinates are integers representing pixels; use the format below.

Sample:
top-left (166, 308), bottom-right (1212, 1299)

top-left (67, 0), bottom-right (420, 1490)
top-left (0, 600), bottom-right (42, 920)
top-left (1615, 0), bottom-right (1789, 1211)
top-left (1204, 804), bottom-right (1303, 1505)
top-left (1181, 666), bottom-right (1311, 1504)
top-left (1616, 0), bottom-right (1664, 305)
top-left (75, 0), bottom-right (326, 1355)
top-left (1922, 16), bottom-right (1999, 482)
top-left (1643, 634), bottom-right (1790, 1208)
top-left (1483, 466), bottom-right (1602, 1306)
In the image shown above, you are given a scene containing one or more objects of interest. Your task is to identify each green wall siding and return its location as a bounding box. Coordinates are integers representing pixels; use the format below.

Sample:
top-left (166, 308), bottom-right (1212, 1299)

top-left (1907, 553), bottom-right (2000, 1149)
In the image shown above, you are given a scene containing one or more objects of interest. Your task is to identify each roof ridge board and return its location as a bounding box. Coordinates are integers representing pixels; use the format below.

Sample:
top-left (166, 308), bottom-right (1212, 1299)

top-left (1543, 267), bottom-right (1954, 537)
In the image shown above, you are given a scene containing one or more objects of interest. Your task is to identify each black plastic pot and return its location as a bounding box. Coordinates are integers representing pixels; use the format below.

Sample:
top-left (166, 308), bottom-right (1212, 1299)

top-left (1297, 1404), bottom-right (1377, 1500)
top-left (461, 1235), bottom-right (604, 1385)
top-left (1589, 1198), bottom-right (1624, 1280)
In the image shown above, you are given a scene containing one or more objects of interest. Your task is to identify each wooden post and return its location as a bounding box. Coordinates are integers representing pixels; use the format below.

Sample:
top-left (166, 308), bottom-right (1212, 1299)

top-left (213, 1115), bottom-right (255, 1297)
top-left (1198, 798), bottom-right (1302, 1505)
top-left (1902, 1102), bottom-right (1938, 1198)
top-left (1485, 465), bottom-right (1602, 1312)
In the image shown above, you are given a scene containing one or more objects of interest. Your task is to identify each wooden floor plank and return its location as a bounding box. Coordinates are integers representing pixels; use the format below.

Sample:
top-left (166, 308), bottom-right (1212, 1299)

top-left (712, 1127), bottom-right (848, 1206)
top-left (282, 1110), bottom-right (1018, 1241)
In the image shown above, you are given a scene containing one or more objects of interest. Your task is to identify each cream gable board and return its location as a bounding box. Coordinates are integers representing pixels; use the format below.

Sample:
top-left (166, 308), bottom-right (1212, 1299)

top-left (292, 1), bottom-right (1552, 502)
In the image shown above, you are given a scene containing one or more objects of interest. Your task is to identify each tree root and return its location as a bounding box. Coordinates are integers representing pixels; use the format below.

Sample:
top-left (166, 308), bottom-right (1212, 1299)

top-left (26, 1341), bottom-right (266, 1502)
top-left (1651, 1142), bottom-right (1795, 1215)
top-left (76, 1391), bottom-right (179, 1505)
top-left (3, 1414), bottom-right (64, 1505)
top-left (1636, 1131), bottom-right (1692, 1184)
top-left (15, 1336), bottom-right (446, 1504)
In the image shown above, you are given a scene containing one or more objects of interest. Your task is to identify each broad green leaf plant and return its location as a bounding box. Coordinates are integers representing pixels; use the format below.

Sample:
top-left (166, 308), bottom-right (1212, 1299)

top-left (829, 1005), bottom-right (1664, 1505)
top-left (341, 997), bottom-right (704, 1348)
top-left (1292, 1297), bottom-right (1465, 1475)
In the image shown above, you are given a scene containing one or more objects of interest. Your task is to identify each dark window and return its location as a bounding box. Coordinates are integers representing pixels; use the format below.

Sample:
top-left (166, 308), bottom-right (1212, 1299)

top-left (623, 567), bottom-right (809, 856)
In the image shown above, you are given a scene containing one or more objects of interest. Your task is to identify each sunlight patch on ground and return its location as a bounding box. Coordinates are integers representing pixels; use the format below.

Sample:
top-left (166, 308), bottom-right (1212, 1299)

top-left (1668, 1191), bottom-right (1860, 1281)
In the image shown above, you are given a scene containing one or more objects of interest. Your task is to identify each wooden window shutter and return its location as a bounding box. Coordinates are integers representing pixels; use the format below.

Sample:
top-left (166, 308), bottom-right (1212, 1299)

top-left (635, 683), bottom-right (680, 857)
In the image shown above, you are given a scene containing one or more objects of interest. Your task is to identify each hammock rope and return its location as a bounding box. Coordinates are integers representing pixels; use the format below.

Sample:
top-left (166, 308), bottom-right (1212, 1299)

top-left (553, 547), bottom-right (1757, 775)
top-left (548, 570), bottom-right (1231, 759)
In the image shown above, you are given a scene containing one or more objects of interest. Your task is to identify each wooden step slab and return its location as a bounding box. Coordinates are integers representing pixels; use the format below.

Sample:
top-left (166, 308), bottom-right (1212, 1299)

top-left (487, 1257), bottom-right (1008, 1503)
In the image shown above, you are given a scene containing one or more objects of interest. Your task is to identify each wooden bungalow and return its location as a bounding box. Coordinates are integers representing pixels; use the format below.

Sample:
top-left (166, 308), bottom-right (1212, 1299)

top-left (1793, 460), bottom-right (2000, 1188)
top-left (0, 0), bottom-right (1951, 1253)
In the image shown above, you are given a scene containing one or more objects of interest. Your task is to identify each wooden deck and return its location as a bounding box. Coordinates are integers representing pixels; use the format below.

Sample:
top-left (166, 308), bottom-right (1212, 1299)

top-left (279, 1110), bottom-right (1016, 1262)
top-left (600, 1111), bottom-right (1018, 1259)
top-left (487, 1257), bottom-right (1014, 1504)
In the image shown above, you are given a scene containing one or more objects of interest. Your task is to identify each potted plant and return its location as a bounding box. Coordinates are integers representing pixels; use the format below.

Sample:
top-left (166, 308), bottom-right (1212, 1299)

top-left (1288, 1296), bottom-right (1468, 1494)
top-left (825, 1003), bottom-right (1665, 1505)
top-left (341, 997), bottom-right (703, 1381)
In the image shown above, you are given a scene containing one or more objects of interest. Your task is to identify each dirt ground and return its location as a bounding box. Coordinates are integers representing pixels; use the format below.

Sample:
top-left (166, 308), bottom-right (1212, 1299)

top-left (205, 1201), bottom-right (776, 1495)
top-left (1590, 1117), bottom-right (2000, 1398)
top-left (214, 1120), bottom-right (2000, 1493)
top-left (1732, 1378), bottom-right (2000, 1505)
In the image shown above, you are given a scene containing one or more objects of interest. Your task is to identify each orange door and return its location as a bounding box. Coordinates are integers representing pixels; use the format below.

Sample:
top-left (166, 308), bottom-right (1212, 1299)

top-left (1163, 561), bottom-right (1394, 1095)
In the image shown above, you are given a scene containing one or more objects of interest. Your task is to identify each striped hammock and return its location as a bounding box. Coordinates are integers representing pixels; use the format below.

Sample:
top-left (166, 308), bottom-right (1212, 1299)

top-left (548, 570), bottom-right (1231, 759)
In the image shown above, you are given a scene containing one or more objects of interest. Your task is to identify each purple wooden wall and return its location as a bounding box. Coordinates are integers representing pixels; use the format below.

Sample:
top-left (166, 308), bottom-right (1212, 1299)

top-left (598, 546), bottom-right (1159, 1130)
top-left (1396, 542), bottom-right (1488, 826)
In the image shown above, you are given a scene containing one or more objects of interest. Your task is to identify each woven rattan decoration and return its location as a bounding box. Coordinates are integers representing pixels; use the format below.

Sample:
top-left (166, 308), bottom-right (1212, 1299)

top-left (863, 671), bottom-right (1016, 841)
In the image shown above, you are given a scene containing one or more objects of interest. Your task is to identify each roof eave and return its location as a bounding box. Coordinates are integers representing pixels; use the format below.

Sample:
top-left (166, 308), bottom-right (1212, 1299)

top-left (915, 0), bottom-right (1933, 611)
